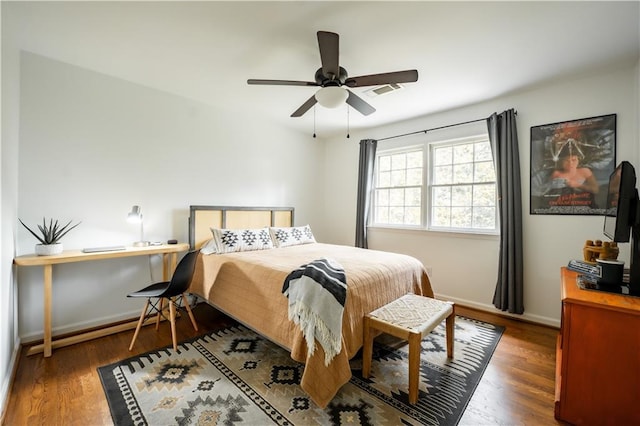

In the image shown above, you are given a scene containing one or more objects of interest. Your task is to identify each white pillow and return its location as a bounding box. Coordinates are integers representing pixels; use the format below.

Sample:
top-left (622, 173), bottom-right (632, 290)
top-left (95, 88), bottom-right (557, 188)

top-left (269, 225), bottom-right (316, 248)
top-left (199, 238), bottom-right (218, 255)
top-left (212, 228), bottom-right (274, 253)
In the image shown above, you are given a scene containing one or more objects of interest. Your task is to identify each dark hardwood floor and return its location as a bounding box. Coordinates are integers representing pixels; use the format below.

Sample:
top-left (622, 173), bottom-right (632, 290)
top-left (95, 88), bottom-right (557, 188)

top-left (2, 303), bottom-right (563, 425)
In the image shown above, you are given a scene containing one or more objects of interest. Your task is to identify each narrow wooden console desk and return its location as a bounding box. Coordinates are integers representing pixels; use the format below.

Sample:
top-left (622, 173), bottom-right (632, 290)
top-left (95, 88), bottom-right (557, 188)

top-left (14, 243), bottom-right (190, 357)
top-left (555, 268), bottom-right (640, 424)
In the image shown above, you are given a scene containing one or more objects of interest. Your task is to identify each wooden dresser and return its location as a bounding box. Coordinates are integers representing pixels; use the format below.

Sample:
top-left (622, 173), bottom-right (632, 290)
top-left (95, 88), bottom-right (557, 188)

top-left (555, 268), bottom-right (640, 424)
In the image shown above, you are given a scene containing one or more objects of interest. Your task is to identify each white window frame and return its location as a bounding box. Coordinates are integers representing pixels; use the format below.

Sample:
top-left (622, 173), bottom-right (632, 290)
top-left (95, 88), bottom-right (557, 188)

top-left (371, 133), bottom-right (498, 235)
top-left (371, 145), bottom-right (425, 228)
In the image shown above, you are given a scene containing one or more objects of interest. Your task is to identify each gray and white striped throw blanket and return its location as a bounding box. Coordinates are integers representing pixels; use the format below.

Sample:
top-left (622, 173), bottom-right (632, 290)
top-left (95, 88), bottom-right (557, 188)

top-left (282, 258), bottom-right (347, 366)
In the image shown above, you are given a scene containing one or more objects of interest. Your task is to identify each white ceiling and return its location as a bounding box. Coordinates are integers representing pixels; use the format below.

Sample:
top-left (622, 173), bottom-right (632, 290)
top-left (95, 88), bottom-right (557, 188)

top-left (6, 1), bottom-right (640, 137)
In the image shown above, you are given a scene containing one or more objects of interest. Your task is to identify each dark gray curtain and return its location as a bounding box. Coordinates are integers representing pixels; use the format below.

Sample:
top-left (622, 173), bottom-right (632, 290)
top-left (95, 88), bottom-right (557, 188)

top-left (355, 139), bottom-right (377, 248)
top-left (487, 109), bottom-right (524, 314)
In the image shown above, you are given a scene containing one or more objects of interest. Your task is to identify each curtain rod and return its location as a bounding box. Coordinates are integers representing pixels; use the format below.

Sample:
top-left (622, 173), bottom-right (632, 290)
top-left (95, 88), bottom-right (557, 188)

top-left (377, 110), bottom-right (517, 142)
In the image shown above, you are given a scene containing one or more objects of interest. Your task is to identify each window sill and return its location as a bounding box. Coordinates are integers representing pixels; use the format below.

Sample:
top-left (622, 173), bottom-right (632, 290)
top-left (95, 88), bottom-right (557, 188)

top-left (368, 225), bottom-right (499, 240)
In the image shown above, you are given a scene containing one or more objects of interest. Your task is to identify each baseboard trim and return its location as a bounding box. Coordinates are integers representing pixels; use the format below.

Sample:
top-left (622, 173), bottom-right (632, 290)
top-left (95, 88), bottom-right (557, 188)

top-left (0, 336), bottom-right (21, 424)
top-left (20, 309), bottom-right (142, 344)
top-left (434, 292), bottom-right (561, 328)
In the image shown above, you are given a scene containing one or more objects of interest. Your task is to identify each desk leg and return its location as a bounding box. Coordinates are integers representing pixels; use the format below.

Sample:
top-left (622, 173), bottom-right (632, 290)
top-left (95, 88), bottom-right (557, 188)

top-left (163, 253), bottom-right (178, 281)
top-left (43, 264), bottom-right (53, 357)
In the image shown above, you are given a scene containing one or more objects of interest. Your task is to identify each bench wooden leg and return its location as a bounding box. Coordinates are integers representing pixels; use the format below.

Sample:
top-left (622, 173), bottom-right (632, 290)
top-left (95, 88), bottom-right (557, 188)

top-left (408, 331), bottom-right (421, 404)
top-left (446, 310), bottom-right (455, 358)
top-left (362, 316), bottom-right (373, 378)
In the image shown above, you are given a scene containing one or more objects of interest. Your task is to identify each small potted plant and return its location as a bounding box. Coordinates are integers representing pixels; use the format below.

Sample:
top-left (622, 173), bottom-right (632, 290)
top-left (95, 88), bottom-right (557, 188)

top-left (19, 217), bottom-right (81, 256)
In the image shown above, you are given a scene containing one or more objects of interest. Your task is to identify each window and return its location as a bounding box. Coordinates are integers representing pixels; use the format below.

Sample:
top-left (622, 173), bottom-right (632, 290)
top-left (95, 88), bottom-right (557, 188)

top-left (430, 138), bottom-right (496, 231)
top-left (372, 135), bottom-right (497, 233)
top-left (373, 149), bottom-right (423, 226)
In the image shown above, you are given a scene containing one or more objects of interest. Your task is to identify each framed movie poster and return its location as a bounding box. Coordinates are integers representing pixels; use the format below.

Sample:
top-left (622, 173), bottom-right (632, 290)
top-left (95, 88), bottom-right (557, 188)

top-left (530, 114), bottom-right (616, 215)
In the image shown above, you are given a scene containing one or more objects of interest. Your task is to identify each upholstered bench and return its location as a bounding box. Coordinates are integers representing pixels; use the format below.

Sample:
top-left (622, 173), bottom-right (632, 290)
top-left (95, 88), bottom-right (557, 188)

top-left (362, 293), bottom-right (455, 404)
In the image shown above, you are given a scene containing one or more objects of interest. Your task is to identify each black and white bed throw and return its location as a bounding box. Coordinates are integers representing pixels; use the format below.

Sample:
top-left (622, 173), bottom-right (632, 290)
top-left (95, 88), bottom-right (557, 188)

top-left (282, 258), bottom-right (347, 366)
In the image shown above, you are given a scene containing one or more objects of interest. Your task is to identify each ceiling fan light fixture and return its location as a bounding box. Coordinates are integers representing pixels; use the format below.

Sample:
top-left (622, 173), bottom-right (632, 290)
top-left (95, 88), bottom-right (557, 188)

top-left (315, 86), bottom-right (348, 108)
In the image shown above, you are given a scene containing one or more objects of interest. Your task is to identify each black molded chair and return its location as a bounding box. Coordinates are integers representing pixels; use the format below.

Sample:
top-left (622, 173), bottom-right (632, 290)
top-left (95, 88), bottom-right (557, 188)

top-left (128, 250), bottom-right (199, 351)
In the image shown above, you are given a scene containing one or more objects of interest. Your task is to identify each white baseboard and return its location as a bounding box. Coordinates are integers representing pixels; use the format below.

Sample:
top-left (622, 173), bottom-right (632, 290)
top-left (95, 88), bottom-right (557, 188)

top-left (0, 336), bottom-right (21, 423)
top-left (20, 296), bottom-right (200, 342)
top-left (434, 292), bottom-right (561, 328)
top-left (20, 309), bottom-right (141, 343)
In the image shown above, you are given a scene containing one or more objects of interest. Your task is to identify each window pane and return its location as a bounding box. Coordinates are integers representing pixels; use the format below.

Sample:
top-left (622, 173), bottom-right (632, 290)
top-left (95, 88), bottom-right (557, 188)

top-left (434, 146), bottom-right (452, 166)
top-left (453, 144), bottom-right (473, 164)
top-left (407, 151), bottom-right (422, 168)
top-left (405, 187), bottom-right (421, 206)
top-left (391, 153), bottom-right (406, 170)
top-left (475, 141), bottom-right (492, 161)
top-left (452, 185), bottom-right (472, 206)
top-left (453, 163), bottom-right (473, 183)
top-left (390, 169), bottom-right (406, 186)
top-left (375, 189), bottom-right (389, 206)
top-left (378, 171), bottom-right (390, 187)
top-left (473, 184), bottom-right (495, 206)
top-left (433, 165), bottom-right (452, 185)
top-left (407, 168), bottom-right (422, 186)
top-left (389, 188), bottom-right (405, 206)
top-left (475, 160), bottom-right (495, 182)
top-left (432, 186), bottom-right (451, 206)
top-left (451, 207), bottom-right (472, 228)
top-left (389, 207), bottom-right (405, 224)
top-left (378, 155), bottom-right (391, 172)
top-left (432, 207), bottom-right (450, 227)
top-left (405, 207), bottom-right (421, 225)
top-left (376, 206), bottom-right (388, 223)
top-left (473, 207), bottom-right (495, 228)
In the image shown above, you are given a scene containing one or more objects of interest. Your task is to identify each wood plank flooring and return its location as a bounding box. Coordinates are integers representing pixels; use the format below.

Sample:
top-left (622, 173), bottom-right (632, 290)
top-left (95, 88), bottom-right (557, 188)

top-left (2, 303), bottom-right (564, 425)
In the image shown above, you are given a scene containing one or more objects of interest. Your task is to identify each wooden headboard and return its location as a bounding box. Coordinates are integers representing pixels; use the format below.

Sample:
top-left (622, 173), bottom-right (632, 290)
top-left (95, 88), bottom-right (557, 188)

top-left (189, 205), bottom-right (294, 249)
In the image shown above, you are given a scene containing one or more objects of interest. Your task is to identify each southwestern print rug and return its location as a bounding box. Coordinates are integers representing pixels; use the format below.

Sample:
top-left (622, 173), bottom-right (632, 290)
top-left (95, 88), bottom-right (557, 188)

top-left (98, 316), bottom-right (503, 425)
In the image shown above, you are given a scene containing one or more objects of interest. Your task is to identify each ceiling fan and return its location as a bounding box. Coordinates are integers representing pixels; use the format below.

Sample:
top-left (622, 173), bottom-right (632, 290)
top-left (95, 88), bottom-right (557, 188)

top-left (247, 31), bottom-right (419, 118)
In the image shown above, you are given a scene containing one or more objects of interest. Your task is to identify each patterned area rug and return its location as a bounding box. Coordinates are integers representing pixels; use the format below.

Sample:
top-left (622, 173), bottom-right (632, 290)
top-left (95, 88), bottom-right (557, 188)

top-left (98, 316), bottom-right (503, 425)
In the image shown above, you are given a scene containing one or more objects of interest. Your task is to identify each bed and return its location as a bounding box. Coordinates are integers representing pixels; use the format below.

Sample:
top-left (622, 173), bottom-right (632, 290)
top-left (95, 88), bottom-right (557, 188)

top-left (187, 205), bottom-right (434, 407)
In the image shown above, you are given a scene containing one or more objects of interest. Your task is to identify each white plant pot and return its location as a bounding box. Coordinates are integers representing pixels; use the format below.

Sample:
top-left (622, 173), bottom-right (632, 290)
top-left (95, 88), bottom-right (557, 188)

top-left (35, 243), bottom-right (63, 256)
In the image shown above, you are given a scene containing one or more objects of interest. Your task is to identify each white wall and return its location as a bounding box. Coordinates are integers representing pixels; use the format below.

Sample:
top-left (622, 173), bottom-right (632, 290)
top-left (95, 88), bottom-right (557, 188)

top-left (16, 52), bottom-right (326, 340)
top-left (0, 3), bottom-right (21, 416)
top-left (322, 62), bottom-right (639, 326)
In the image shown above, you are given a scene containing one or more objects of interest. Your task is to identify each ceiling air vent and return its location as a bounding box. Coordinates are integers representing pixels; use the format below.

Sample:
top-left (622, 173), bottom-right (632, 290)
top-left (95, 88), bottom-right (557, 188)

top-left (364, 83), bottom-right (404, 97)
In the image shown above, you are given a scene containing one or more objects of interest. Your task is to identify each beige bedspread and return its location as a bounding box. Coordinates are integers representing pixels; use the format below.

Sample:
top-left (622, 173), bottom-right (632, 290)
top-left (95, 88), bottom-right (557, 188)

top-left (188, 242), bottom-right (434, 407)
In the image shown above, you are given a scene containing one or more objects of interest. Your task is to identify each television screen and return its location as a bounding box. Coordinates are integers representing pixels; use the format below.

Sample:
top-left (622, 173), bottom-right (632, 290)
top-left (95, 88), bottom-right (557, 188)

top-left (603, 161), bottom-right (636, 242)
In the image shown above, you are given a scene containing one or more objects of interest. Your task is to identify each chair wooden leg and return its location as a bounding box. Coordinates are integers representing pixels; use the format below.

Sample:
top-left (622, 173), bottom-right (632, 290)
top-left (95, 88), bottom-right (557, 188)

top-left (182, 293), bottom-right (198, 331)
top-left (408, 332), bottom-right (421, 404)
top-left (446, 310), bottom-right (455, 358)
top-left (129, 299), bottom-right (150, 351)
top-left (155, 298), bottom-right (164, 331)
top-left (362, 316), bottom-right (373, 378)
top-left (168, 297), bottom-right (178, 351)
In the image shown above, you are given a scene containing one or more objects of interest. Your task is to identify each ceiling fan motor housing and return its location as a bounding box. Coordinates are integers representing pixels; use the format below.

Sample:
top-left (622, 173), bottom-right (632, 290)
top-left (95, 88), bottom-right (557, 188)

top-left (315, 67), bottom-right (348, 86)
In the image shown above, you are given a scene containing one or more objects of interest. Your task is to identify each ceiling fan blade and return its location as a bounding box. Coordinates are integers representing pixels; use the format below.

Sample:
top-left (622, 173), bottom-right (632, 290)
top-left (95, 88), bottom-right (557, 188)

top-left (346, 90), bottom-right (376, 116)
top-left (247, 79), bottom-right (318, 87)
top-left (290, 95), bottom-right (318, 117)
top-left (317, 31), bottom-right (340, 80)
top-left (345, 70), bottom-right (419, 88)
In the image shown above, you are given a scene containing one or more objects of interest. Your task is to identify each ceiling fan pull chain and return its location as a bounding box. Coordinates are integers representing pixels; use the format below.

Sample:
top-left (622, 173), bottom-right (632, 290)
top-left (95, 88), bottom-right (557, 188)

top-left (313, 106), bottom-right (317, 138)
top-left (346, 106), bottom-right (350, 139)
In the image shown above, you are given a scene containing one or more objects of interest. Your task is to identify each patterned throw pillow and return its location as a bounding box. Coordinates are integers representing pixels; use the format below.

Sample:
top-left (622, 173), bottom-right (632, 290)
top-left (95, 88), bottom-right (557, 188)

top-left (211, 228), bottom-right (274, 254)
top-left (269, 225), bottom-right (316, 248)
top-left (200, 238), bottom-right (219, 255)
